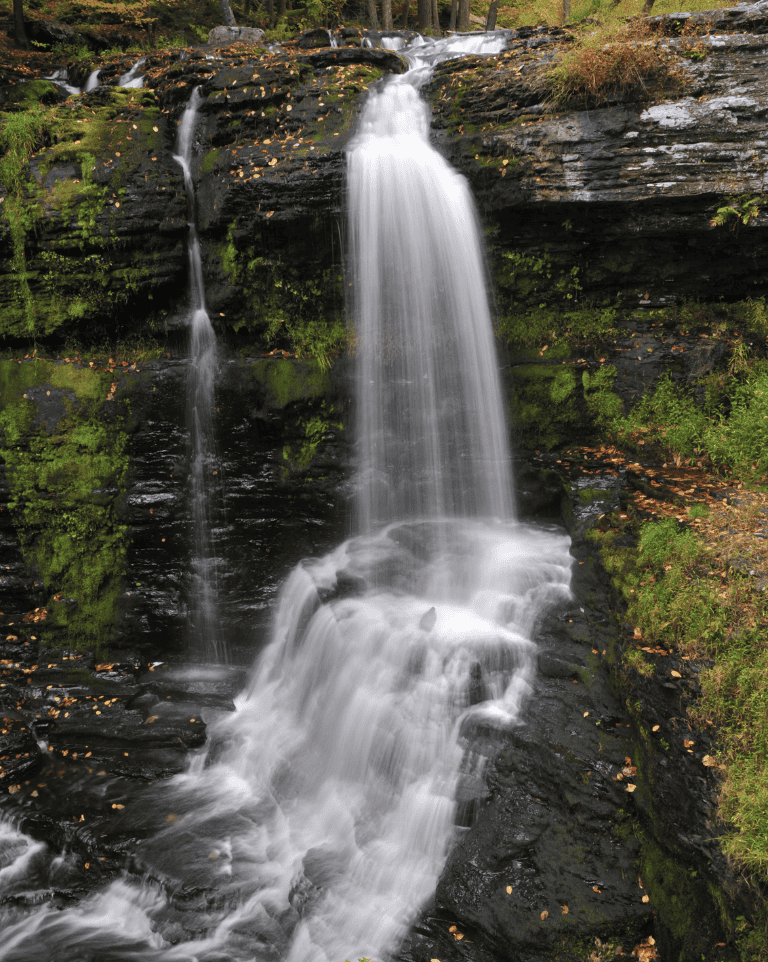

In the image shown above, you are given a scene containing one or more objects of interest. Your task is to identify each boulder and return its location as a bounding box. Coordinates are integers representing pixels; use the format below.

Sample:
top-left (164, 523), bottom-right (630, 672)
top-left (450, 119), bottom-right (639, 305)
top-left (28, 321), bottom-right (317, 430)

top-left (207, 25), bottom-right (266, 45)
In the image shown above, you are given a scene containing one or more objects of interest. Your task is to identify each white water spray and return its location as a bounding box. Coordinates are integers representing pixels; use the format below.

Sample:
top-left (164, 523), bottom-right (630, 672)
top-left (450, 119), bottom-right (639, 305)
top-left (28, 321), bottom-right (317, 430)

top-left (0, 35), bottom-right (573, 962)
top-left (174, 88), bottom-right (222, 659)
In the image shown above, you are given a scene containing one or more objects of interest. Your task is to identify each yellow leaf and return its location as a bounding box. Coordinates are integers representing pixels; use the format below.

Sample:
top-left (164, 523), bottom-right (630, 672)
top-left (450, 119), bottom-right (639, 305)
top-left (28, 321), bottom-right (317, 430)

top-left (702, 755), bottom-right (717, 767)
top-left (112, 803), bottom-right (124, 810)
top-left (626, 783), bottom-right (637, 793)
top-left (684, 739), bottom-right (695, 748)
top-left (593, 886), bottom-right (601, 893)
top-left (652, 724), bottom-right (660, 732)
top-left (448, 926), bottom-right (457, 934)
top-left (540, 910), bottom-right (548, 920)
top-left (642, 894), bottom-right (650, 903)
top-left (670, 670), bottom-right (681, 678)
top-left (454, 933), bottom-right (464, 941)
top-left (506, 885), bottom-right (513, 895)
top-left (562, 905), bottom-right (569, 914)
top-left (145, 715), bottom-right (158, 724)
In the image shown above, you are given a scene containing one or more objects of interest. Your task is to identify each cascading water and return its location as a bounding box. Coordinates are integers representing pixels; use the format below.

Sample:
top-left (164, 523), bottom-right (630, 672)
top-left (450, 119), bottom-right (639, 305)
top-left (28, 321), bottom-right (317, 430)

top-left (118, 58), bottom-right (146, 88)
top-left (174, 88), bottom-right (222, 660)
top-left (0, 34), bottom-right (573, 962)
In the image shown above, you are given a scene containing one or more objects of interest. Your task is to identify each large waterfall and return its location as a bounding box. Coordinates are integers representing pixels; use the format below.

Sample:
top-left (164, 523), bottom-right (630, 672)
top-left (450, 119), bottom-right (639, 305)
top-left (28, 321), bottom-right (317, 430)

top-left (0, 35), bottom-right (572, 962)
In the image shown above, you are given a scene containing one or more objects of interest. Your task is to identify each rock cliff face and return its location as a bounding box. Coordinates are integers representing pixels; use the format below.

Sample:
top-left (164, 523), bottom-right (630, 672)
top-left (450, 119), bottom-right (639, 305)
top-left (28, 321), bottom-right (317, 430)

top-left (3, 8), bottom-right (768, 342)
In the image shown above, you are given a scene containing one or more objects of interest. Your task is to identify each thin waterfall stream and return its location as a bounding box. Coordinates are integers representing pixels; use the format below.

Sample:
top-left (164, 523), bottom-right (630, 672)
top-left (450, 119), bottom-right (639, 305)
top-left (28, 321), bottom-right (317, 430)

top-left (0, 35), bottom-right (572, 962)
top-left (174, 88), bottom-right (223, 661)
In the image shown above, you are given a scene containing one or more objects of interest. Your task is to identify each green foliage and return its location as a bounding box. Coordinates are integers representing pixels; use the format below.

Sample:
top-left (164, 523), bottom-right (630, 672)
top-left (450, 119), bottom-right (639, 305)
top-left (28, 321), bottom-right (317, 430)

top-left (582, 364), bottom-right (622, 426)
top-left (282, 400), bottom-right (343, 476)
top-left (710, 194), bottom-right (763, 232)
top-left (0, 105), bottom-right (53, 337)
top-left (510, 363), bottom-right (580, 450)
top-left (603, 369), bottom-right (768, 476)
top-left (494, 249), bottom-right (619, 350)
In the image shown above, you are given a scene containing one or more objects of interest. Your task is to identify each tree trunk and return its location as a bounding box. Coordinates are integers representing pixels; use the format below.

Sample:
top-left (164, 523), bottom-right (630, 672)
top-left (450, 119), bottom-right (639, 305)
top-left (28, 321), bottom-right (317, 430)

top-left (367, 0), bottom-right (379, 29)
top-left (449, 0), bottom-right (457, 30)
top-left (486, 0), bottom-right (499, 29)
top-left (431, 0), bottom-right (439, 33)
top-left (243, 0), bottom-right (251, 16)
top-left (642, 0), bottom-right (656, 11)
top-left (382, 0), bottom-right (393, 30)
top-left (277, 0), bottom-right (286, 18)
top-left (562, 0), bottom-right (570, 22)
top-left (402, 0), bottom-right (410, 26)
top-left (13, 0), bottom-right (28, 48)
top-left (457, 0), bottom-right (470, 30)
top-left (417, 0), bottom-right (431, 31)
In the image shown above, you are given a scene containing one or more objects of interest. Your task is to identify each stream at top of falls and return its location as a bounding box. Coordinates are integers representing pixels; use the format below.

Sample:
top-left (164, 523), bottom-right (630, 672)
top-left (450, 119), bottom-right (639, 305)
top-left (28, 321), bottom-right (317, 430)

top-left (0, 34), bottom-right (573, 962)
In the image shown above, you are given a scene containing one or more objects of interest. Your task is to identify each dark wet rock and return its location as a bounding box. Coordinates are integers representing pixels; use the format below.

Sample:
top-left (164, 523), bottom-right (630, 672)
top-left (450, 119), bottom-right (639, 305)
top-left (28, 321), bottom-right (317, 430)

top-left (27, 19), bottom-right (79, 46)
top-left (296, 27), bottom-right (335, 49)
top-left (298, 45), bottom-right (406, 72)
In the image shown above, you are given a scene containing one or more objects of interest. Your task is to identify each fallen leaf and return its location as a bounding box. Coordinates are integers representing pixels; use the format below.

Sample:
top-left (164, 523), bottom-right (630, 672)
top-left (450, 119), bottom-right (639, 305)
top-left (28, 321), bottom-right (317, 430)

top-left (454, 933), bottom-right (464, 941)
top-left (642, 894), bottom-right (650, 903)
top-left (145, 715), bottom-right (158, 723)
top-left (626, 783), bottom-right (637, 792)
top-left (112, 803), bottom-right (124, 810)
top-left (684, 739), bottom-right (695, 748)
top-left (670, 670), bottom-right (682, 678)
top-left (652, 724), bottom-right (660, 732)
top-left (561, 905), bottom-right (569, 914)
top-left (448, 926), bottom-right (457, 934)
top-left (593, 886), bottom-right (601, 893)
top-left (540, 910), bottom-right (548, 920)
top-left (506, 885), bottom-right (513, 894)
top-left (702, 755), bottom-right (717, 767)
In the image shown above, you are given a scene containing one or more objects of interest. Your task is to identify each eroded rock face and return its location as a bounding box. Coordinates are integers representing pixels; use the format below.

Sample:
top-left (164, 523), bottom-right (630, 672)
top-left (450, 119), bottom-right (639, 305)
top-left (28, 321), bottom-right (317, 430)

top-left (426, 18), bottom-right (768, 308)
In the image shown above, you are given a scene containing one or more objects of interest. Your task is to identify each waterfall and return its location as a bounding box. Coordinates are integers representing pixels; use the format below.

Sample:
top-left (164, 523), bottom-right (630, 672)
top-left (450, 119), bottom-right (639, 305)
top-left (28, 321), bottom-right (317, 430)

top-left (118, 58), bottom-right (146, 88)
top-left (0, 36), bottom-right (573, 962)
top-left (84, 69), bottom-right (101, 91)
top-left (174, 88), bottom-right (222, 660)
top-left (348, 65), bottom-right (513, 531)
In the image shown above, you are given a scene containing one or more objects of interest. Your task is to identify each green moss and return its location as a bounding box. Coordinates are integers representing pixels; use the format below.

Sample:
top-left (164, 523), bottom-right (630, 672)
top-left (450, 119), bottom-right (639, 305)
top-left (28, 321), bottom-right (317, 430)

top-left (0, 89), bottom-right (165, 339)
top-left (640, 836), bottom-right (723, 958)
top-left (250, 357), bottom-right (332, 409)
top-left (510, 363), bottom-right (580, 450)
top-left (0, 360), bottom-right (130, 650)
top-left (215, 221), bottom-right (346, 365)
top-left (201, 147), bottom-right (220, 174)
top-left (582, 364), bottom-right (623, 426)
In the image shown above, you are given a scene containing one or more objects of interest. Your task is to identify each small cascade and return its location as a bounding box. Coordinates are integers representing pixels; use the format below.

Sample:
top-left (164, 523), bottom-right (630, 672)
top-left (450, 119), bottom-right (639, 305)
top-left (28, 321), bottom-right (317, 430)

top-left (328, 29), bottom-right (338, 47)
top-left (173, 88), bottom-right (222, 660)
top-left (83, 69), bottom-right (101, 91)
top-left (44, 68), bottom-right (80, 96)
top-left (118, 58), bottom-right (146, 88)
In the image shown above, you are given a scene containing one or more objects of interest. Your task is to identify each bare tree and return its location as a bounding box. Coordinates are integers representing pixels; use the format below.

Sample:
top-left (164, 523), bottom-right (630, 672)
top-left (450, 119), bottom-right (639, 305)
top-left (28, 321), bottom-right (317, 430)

top-left (431, 0), bottom-right (439, 33)
top-left (457, 0), bottom-right (470, 30)
top-left (13, 0), bottom-right (28, 48)
top-left (402, 0), bottom-right (410, 26)
top-left (417, 0), bottom-right (431, 31)
top-left (367, 0), bottom-right (380, 28)
top-left (562, 0), bottom-right (570, 21)
top-left (486, 0), bottom-right (499, 29)
top-left (449, 0), bottom-right (458, 30)
top-left (382, 0), bottom-right (393, 30)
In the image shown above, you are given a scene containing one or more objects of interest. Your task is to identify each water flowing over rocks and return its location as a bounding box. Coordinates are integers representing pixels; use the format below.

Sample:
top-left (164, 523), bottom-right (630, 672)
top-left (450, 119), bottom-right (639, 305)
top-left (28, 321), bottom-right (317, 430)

top-left (2, 11), bottom-right (768, 961)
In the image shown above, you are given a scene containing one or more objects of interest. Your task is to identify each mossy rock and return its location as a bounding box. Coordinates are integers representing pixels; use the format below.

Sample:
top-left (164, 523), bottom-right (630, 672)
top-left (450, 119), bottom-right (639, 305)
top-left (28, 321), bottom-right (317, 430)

top-left (0, 80), bottom-right (68, 110)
